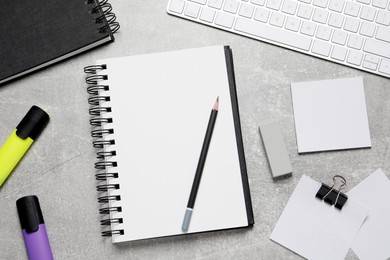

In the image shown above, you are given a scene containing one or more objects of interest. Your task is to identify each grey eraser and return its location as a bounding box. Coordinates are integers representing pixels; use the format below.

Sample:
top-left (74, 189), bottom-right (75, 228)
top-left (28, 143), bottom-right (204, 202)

top-left (259, 122), bottom-right (292, 179)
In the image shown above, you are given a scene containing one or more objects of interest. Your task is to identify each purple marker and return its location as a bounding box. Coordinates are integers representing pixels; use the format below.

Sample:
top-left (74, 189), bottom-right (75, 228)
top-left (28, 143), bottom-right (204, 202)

top-left (16, 195), bottom-right (54, 260)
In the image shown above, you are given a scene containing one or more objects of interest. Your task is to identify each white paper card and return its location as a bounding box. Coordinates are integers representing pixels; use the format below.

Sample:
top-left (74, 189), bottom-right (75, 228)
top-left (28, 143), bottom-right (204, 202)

top-left (348, 169), bottom-right (390, 260)
top-left (271, 175), bottom-right (368, 260)
top-left (291, 77), bottom-right (371, 153)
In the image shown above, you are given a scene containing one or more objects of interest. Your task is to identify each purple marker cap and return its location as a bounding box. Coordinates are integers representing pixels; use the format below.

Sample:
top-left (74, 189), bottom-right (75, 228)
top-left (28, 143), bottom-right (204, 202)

top-left (16, 196), bottom-right (54, 260)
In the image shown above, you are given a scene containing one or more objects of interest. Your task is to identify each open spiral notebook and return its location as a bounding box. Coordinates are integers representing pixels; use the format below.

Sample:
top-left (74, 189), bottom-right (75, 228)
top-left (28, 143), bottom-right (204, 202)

top-left (84, 45), bottom-right (254, 243)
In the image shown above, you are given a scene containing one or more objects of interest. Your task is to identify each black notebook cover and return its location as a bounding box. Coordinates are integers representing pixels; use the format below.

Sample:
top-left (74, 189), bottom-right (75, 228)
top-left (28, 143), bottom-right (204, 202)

top-left (0, 0), bottom-right (119, 85)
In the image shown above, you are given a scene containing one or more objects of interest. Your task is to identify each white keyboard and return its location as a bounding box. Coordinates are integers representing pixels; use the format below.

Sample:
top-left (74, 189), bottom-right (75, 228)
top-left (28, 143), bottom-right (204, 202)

top-left (167, 0), bottom-right (390, 78)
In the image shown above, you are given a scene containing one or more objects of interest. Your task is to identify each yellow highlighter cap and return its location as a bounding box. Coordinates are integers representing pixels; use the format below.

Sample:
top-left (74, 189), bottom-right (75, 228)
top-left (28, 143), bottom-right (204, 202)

top-left (16, 106), bottom-right (49, 140)
top-left (0, 106), bottom-right (49, 187)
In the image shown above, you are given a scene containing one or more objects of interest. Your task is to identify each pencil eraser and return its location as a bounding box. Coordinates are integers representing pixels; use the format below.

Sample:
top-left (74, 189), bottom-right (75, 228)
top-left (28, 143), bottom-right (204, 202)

top-left (259, 122), bottom-right (292, 179)
top-left (181, 208), bottom-right (193, 232)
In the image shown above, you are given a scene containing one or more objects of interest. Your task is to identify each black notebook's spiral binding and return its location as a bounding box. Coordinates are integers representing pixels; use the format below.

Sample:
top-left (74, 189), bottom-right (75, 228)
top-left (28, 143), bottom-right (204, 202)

top-left (85, 0), bottom-right (120, 34)
top-left (84, 64), bottom-right (124, 237)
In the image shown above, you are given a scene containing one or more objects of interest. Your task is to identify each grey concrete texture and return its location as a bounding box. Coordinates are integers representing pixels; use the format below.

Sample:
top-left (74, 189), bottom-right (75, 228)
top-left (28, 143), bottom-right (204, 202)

top-left (0, 1), bottom-right (389, 259)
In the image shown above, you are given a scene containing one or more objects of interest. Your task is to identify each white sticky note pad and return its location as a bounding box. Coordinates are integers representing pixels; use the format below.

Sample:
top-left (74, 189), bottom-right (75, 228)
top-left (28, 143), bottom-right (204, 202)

top-left (291, 77), bottom-right (371, 153)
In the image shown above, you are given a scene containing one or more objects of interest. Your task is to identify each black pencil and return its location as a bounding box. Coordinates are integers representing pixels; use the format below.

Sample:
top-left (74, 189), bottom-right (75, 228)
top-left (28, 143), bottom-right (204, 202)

top-left (182, 97), bottom-right (219, 232)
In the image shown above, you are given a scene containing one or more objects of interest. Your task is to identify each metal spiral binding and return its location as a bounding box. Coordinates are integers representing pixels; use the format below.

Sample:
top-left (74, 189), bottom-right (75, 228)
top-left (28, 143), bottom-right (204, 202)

top-left (98, 195), bottom-right (121, 203)
top-left (84, 64), bottom-right (124, 237)
top-left (91, 129), bottom-right (114, 138)
top-left (101, 218), bottom-right (123, 225)
top-left (85, 0), bottom-right (120, 34)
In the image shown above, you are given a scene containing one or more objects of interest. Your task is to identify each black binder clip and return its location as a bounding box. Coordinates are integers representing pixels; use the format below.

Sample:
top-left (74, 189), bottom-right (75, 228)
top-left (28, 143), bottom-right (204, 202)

top-left (315, 175), bottom-right (348, 210)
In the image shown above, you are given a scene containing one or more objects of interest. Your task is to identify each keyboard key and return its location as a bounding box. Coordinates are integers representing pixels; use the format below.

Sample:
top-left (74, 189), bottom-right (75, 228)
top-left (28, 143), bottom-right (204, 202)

top-left (282, 0), bottom-right (298, 15)
top-left (376, 26), bottom-right (390, 42)
top-left (364, 38), bottom-right (390, 58)
top-left (344, 1), bottom-right (360, 17)
top-left (347, 34), bottom-right (364, 49)
top-left (356, 0), bottom-right (371, 4)
top-left (254, 7), bottom-right (270, 22)
top-left (328, 0), bottom-right (345, 12)
top-left (224, 0), bottom-right (240, 13)
top-left (363, 54), bottom-right (379, 70)
top-left (365, 54), bottom-right (380, 64)
top-left (297, 4), bottom-right (314, 19)
top-left (285, 16), bottom-right (301, 31)
top-left (332, 29), bottom-right (348, 44)
top-left (169, 0), bottom-right (185, 13)
top-left (332, 45), bottom-right (348, 60)
top-left (208, 0), bottom-right (224, 9)
top-left (301, 21), bottom-right (317, 36)
top-left (200, 7), bottom-right (216, 22)
top-left (328, 13), bottom-right (344, 28)
top-left (360, 6), bottom-right (377, 21)
top-left (363, 60), bottom-right (378, 70)
top-left (298, 0), bottom-right (312, 4)
top-left (313, 8), bottom-right (329, 23)
top-left (313, 0), bottom-right (329, 8)
top-left (360, 21), bottom-right (376, 37)
top-left (347, 50), bottom-right (364, 65)
top-left (372, 0), bottom-right (388, 8)
top-left (215, 12), bottom-right (235, 28)
top-left (251, 0), bottom-right (266, 5)
top-left (270, 12), bottom-right (286, 27)
top-left (312, 40), bottom-right (332, 56)
top-left (189, 0), bottom-right (207, 4)
top-left (185, 2), bottom-right (201, 18)
top-left (379, 59), bottom-right (390, 74)
top-left (376, 10), bottom-right (390, 25)
top-left (344, 17), bottom-right (360, 32)
top-left (316, 25), bottom-right (332, 40)
top-left (266, 0), bottom-right (283, 10)
top-left (239, 3), bottom-right (255, 17)
top-left (234, 17), bottom-right (313, 50)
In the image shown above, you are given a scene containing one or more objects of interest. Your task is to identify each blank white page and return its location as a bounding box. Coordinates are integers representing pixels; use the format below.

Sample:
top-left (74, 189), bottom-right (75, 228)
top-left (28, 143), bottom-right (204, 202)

top-left (291, 77), bottom-right (371, 153)
top-left (271, 175), bottom-right (368, 260)
top-left (348, 169), bottom-right (390, 260)
top-left (95, 46), bottom-right (250, 242)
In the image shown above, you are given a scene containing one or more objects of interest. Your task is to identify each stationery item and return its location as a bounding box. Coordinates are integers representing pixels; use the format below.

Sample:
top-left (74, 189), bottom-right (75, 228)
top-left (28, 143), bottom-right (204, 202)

top-left (167, 0), bottom-right (390, 79)
top-left (315, 175), bottom-right (348, 210)
top-left (0, 0), bottom-right (120, 85)
top-left (16, 196), bottom-right (54, 260)
top-left (0, 106), bottom-right (49, 187)
top-left (291, 77), bottom-right (371, 153)
top-left (84, 45), bottom-right (254, 242)
top-left (259, 122), bottom-right (292, 179)
top-left (182, 97), bottom-right (219, 232)
top-left (271, 175), bottom-right (368, 260)
top-left (348, 169), bottom-right (390, 260)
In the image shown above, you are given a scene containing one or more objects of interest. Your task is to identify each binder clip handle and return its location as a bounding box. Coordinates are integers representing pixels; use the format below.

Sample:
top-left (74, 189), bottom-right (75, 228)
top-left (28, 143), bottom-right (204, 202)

top-left (315, 175), bottom-right (348, 210)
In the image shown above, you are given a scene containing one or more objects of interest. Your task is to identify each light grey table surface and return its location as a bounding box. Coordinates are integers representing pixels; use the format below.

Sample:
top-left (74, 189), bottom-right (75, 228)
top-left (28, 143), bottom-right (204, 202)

top-left (1, 1), bottom-right (389, 259)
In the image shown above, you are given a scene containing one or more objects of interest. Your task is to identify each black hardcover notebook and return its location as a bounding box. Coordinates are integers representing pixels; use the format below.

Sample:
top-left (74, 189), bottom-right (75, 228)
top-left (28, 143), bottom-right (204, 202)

top-left (84, 46), bottom-right (254, 242)
top-left (0, 0), bottom-right (119, 85)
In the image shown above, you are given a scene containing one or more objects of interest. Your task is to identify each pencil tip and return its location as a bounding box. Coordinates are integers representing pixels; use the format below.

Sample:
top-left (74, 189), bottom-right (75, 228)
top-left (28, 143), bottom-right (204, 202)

top-left (213, 97), bottom-right (219, 111)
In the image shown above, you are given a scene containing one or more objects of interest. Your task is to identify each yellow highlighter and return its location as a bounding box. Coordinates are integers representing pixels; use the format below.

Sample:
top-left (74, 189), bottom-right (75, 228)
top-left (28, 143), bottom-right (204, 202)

top-left (0, 106), bottom-right (49, 187)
